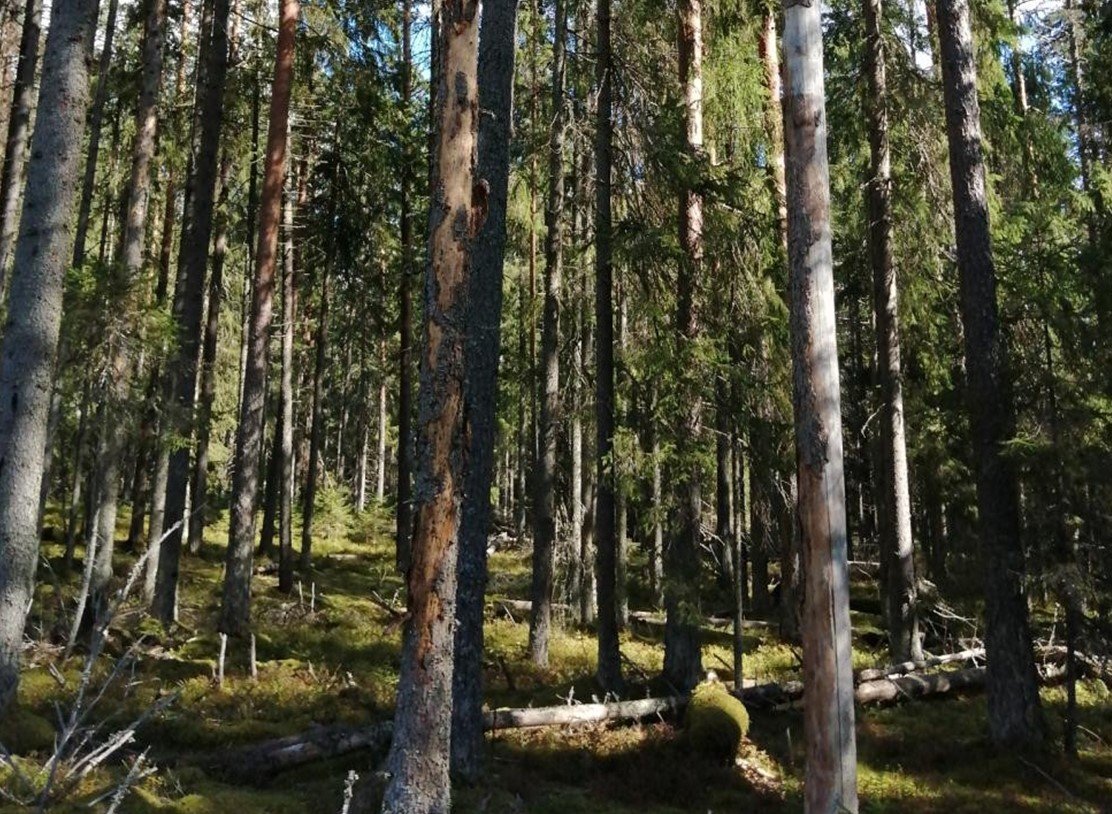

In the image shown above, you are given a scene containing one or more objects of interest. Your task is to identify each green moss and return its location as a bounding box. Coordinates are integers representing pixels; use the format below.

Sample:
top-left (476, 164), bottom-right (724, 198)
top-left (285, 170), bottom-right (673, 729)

top-left (685, 680), bottom-right (750, 763)
top-left (0, 706), bottom-right (56, 754)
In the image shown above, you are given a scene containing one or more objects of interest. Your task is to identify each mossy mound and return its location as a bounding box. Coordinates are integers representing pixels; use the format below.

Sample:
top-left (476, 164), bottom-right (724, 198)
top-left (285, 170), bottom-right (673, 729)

top-left (684, 680), bottom-right (749, 763)
top-left (0, 706), bottom-right (56, 754)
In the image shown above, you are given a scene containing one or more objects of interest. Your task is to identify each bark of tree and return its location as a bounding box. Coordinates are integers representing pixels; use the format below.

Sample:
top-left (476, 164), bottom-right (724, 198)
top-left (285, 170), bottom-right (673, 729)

top-left (301, 144), bottom-right (340, 570)
top-left (864, 0), bottom-right (921, 664)
top-left (278, 180), bottom-right (296, 593)
top-left (529, 0), bottom-right (567, 670)
top-left (71, 0), bottom-right (120, 271)
top-left (129, 4), bottom-right (193, 552)
top-left (220, 0), bottom-right (298, 637)
top-left (782, 0), bottom-right (859, 808)
top-left (394, 0), bottom-right (415, 576)
top-left (153, 0), bottom-right (233, 626)
top-left (0, 0), bottom-right (98, 715)
top-left (450, 0), bottom-right (518, 784)
top-left (190, 149), bottom-right (231, 555)
top-left (758, 10), bottom-right (787, 249)
top-left (594, 0), bottom-right (622, 693)
top-left (259, 410), bottom-right (281, 557)
top-left (86, 0), bottom-right (167, 622)
top-left (664, 0), bottom-right (705, 695)
top-left (0, 0), bottom-right (39, 294)
top-left (301, 266), bottom-right (328, 571)
top-left (935, 0), bottom-right (1045, 749)
top-left (377, 4), bottom-right (480, 810)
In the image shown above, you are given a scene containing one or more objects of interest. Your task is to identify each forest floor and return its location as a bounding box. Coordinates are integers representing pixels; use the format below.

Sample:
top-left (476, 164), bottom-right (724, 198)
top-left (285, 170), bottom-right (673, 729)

top-left (1, 504), bottom-right (1110, 813)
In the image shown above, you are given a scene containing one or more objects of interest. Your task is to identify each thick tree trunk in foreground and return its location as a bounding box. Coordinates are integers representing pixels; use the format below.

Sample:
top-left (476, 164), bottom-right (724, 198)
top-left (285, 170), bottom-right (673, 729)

top-left (594, 0), bottom-right (622, 693)
top-left (451, 0), bottom-right (518, 783)
top-left (0, 0), bottom-right (40, 292)
top-left (782, 0), bottom-right (859, 809)
top-left (864, 0), bottom-right (921, 664)
top-left (664, 0), bottom-right (705, 694)
top-left (0, 0), bottom-right (98, 715)
top-left (221, 0), bottom-right (298, 637)
top-left (378, 4), bottom-right (480, 811)
top-left (153, 0), bottom-right (233, 625)
top-left (529, 0), bottom-right (567, 670)
top-left (935, 0), bottom-right (1045, 749)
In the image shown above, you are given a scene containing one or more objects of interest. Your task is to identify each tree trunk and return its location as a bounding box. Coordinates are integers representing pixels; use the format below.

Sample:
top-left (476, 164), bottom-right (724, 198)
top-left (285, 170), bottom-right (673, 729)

top-left (0, 0), bottom-right (40, 295)
top-left (301, 266), bottom-right (327, 571)
top-left (394, 0), bottom-right (415, 576)
top-left (935, 0), bottom-right (1045, 749)
top-left (529, 0), bottom-right (567, 669)
top-left (259, 409), bottom-right (281, 557)
top-left (758, 10), bottom-right (787, 249)
top-left (190, 143), bottom-right (235, 556)
top-left (864, 0), bottom-right (921, 664)
top-left (450, 0), bottom-right (518, 784)
top-left (278, 180), bottom-right (296, 594)
top-left (376, 375), bottom-right (388, 501)
top-left (71, 0), bottom-right (120, 271)
top-left (782, 0), bottom-right (859, 808)
top-left (302, 144), bottom-right (340, 570)
top-left (153, 0), bottom-right (233, 626)
top-left (664, 0), bottom-right (705, 695)
top-left (86, 0), bottom-right (167, 620)
top-left (594, 0), bottom-right (622, 693)
top-left (0, 0), bottom-right (98, 715)
top-left (378, 4), bottom-right (480, 810)
top-left (220, 0), bottom-right (298, 637)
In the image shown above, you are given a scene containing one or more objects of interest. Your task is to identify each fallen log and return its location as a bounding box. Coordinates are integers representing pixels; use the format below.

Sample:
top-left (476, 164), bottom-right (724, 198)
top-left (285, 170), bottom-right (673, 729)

top-left (628, 610), bottom-right (772, 632)
top-left (211, 696), bottom-right (681, 781)
top-left (854, 662), bottom-right (1068, 706)
top-left (485, 696), bottom-right (683, 730)
top-left (220, 721), bottom-right (395, 780)
top-left (210, 658), bottom-right (1074, 780)
top-left (853, 648), bottom-right (985, 683)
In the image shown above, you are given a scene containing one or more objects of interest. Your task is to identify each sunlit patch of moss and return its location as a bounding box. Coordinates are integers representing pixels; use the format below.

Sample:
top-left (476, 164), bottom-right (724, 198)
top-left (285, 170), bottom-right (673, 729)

top-left (12, 499), bottom-right (1112, 813)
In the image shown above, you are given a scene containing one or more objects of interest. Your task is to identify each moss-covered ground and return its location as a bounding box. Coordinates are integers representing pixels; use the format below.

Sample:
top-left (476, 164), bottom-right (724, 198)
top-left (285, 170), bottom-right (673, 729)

top-left (1, 504), bottom-right (1109, 812)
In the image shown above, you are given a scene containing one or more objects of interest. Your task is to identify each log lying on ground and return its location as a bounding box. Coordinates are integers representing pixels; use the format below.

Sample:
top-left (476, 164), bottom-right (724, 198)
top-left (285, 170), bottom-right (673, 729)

top-left (853, 647), bottom-right (985, 683)
top-left (628, 609), bottom-right (773, 632)
top-left (485, 695), bottom-right (684, 729)
top-left (210, 657), bottom-right (1075, 781)
top-left (210, 696), bottom-right (681, 781)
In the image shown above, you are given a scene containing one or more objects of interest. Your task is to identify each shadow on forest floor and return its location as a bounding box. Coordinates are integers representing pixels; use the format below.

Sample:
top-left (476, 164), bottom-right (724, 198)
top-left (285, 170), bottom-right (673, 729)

top-left (0, 504), bottom-right (1109, 813)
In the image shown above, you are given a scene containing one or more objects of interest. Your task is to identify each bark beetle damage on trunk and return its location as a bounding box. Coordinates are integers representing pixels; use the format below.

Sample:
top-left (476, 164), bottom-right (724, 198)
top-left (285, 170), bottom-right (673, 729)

top-left (379, 3), bottom-right (481, 811)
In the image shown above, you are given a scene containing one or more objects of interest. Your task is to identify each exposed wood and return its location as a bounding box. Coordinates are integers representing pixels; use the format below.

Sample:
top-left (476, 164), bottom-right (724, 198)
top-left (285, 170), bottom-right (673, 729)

top-left (782, 0), bottom-right (858, 805)
top-left (378, 2), bottom-right (481, 809)
top-left (854, 648), bottom-right (984, 683)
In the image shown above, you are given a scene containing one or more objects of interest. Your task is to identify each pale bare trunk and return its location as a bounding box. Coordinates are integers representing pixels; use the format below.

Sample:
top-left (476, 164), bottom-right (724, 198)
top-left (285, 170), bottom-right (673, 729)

top-left (782, 0), bottom-right (859, 807)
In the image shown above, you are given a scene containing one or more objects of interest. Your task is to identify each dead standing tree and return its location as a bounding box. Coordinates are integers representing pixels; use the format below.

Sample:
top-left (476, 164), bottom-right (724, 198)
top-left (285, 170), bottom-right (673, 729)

top-left (782, 0), bottom-right (859, 809)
